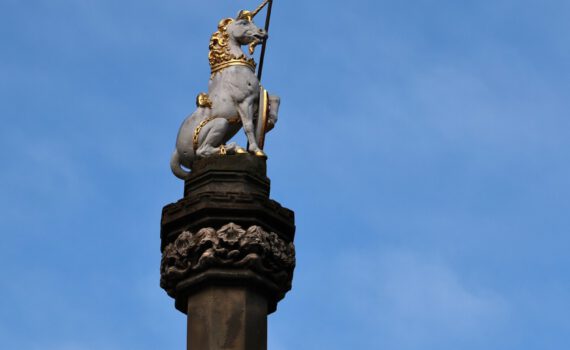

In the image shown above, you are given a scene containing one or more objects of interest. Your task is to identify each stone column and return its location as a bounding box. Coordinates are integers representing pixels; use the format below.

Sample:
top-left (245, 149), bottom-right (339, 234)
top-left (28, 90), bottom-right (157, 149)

top-left (160, 154), bottom-right (295, 350)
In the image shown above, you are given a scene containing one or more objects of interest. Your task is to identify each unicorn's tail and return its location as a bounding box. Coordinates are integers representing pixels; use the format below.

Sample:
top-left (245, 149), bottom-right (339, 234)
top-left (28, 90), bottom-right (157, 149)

top-left (170, 149), bottom-right (192, 180)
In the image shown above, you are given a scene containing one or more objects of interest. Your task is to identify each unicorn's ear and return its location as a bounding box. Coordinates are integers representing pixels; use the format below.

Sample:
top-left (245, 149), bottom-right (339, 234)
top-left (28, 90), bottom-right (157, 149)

top-left (237, 10), bottom-right (253, 22)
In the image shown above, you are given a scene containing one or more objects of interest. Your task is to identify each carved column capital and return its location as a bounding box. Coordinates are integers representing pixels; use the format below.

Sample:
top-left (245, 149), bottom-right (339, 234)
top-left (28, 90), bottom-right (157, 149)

top-left (160, 223), bottom-right (295, 313)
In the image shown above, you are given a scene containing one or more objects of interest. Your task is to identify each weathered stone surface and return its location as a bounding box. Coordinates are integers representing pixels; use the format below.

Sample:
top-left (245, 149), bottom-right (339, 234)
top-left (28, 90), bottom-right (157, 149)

top-left (161, 154), bottom-right (295, 251)
top-left (186, 286), bottom-right (268, 350)
top-left (160, 223), bottom-right (295, 313)
top-left (160, 154), bottom-right (296, 314)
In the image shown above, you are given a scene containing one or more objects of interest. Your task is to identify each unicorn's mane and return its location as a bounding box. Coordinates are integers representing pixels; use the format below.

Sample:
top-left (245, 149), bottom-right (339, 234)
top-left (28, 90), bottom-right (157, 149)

top-left (208, 18), bottom-right (256, 73)
top-left (208, 18), bottom-right (234, 68)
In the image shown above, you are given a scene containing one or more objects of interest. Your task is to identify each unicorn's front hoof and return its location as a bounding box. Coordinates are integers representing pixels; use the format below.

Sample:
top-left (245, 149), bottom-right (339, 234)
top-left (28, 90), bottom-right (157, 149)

top-left (254, 150), bottom-right (267, 158)
top-left (236, 147), bottom-right (247, 154)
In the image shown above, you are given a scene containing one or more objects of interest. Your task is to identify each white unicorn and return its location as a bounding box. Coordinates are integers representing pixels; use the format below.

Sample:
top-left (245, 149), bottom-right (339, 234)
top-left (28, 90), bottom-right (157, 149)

top-left (170, 2), bottom-right (280, 180)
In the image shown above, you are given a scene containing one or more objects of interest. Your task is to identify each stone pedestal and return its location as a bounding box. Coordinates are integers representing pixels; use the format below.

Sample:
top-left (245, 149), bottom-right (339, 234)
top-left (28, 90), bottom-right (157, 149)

top-left (160, 154), bottom-right (295, 350)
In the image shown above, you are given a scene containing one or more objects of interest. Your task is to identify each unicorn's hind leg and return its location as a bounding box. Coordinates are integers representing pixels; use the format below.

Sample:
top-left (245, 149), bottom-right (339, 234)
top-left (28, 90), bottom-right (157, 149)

top-left (195, 118), bottom-right (231, 158)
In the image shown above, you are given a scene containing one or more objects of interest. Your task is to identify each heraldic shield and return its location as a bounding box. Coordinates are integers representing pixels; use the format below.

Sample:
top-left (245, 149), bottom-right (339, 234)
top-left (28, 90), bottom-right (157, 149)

top-left (255, 86), bottom-right (270, 149)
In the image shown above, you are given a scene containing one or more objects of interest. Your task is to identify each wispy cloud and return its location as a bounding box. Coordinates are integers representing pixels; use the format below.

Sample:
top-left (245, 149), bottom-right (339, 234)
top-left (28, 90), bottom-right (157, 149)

top-left (338, 250), bottom-right (509, 349)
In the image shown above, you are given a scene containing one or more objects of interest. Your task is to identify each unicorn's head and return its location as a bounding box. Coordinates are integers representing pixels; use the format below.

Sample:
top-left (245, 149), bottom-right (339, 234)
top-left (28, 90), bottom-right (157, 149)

top-left (208, 0), bottom-right (270, 73)
top-left (226, 16), bottom-right (267, 49)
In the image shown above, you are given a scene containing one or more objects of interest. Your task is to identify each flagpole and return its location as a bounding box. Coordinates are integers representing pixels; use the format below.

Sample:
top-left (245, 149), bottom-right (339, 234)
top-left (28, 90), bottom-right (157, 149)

top-left (256, 0), bottom-right (273, 81)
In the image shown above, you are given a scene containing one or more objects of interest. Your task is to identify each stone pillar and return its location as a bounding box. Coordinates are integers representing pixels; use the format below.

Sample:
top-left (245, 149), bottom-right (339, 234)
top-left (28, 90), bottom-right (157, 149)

top-left (160, 154), bottom-right (295, 350)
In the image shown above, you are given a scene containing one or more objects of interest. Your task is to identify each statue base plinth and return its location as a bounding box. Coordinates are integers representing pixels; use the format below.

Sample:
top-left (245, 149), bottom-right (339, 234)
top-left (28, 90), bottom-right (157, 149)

top-left (161, 154), bottom-right (295, 251)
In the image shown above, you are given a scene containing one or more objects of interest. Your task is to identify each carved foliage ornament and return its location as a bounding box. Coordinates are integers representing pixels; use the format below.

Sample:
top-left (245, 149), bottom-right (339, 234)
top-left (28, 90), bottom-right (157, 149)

top-left (160, 223), bottom-right (295, 297)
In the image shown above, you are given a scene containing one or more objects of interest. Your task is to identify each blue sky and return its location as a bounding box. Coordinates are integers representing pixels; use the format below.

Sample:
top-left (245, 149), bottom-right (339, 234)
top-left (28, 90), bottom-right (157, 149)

top-left (1, 0), bottom-right (569, 349)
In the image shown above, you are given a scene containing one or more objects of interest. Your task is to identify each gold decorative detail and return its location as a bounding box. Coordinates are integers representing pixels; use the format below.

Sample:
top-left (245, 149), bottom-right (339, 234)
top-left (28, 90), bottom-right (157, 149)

top-left (228, 117), bottom-right (241, 124)
top-left (209, 18), bottom-right (256, 75)
top-left (196, 93), bottom-right (213, 108)
top-left (248, 42), bottom-right (258, 56)
top-left (211, 58), bottom-right (256, 74)
top-left (254, 149), bottom-right (267, 158)
top-left (237, 10), bottom-right (255, 22)
top-left (193, 116), bottom-right (215, 150)
top-left (219, 144), bottom-right (227, 155)
top-left (258, 87), bottom-right (269, 149)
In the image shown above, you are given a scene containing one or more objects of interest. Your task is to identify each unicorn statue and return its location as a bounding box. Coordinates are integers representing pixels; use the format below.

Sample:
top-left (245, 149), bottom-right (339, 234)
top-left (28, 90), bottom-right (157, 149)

top-left (170, 0), bottom-right (280, 180)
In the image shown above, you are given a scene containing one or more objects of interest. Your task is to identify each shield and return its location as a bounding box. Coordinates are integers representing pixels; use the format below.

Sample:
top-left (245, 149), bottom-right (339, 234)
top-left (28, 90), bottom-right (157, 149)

top-left (255, 86), bottom-right (269, 149)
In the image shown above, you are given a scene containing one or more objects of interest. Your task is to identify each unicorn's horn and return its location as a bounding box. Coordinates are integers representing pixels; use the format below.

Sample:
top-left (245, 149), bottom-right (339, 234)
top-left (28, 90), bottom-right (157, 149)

top-left (237, 0), bottom-right (269, 21)
top-left (251, 0), bottom-right (270, 18)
